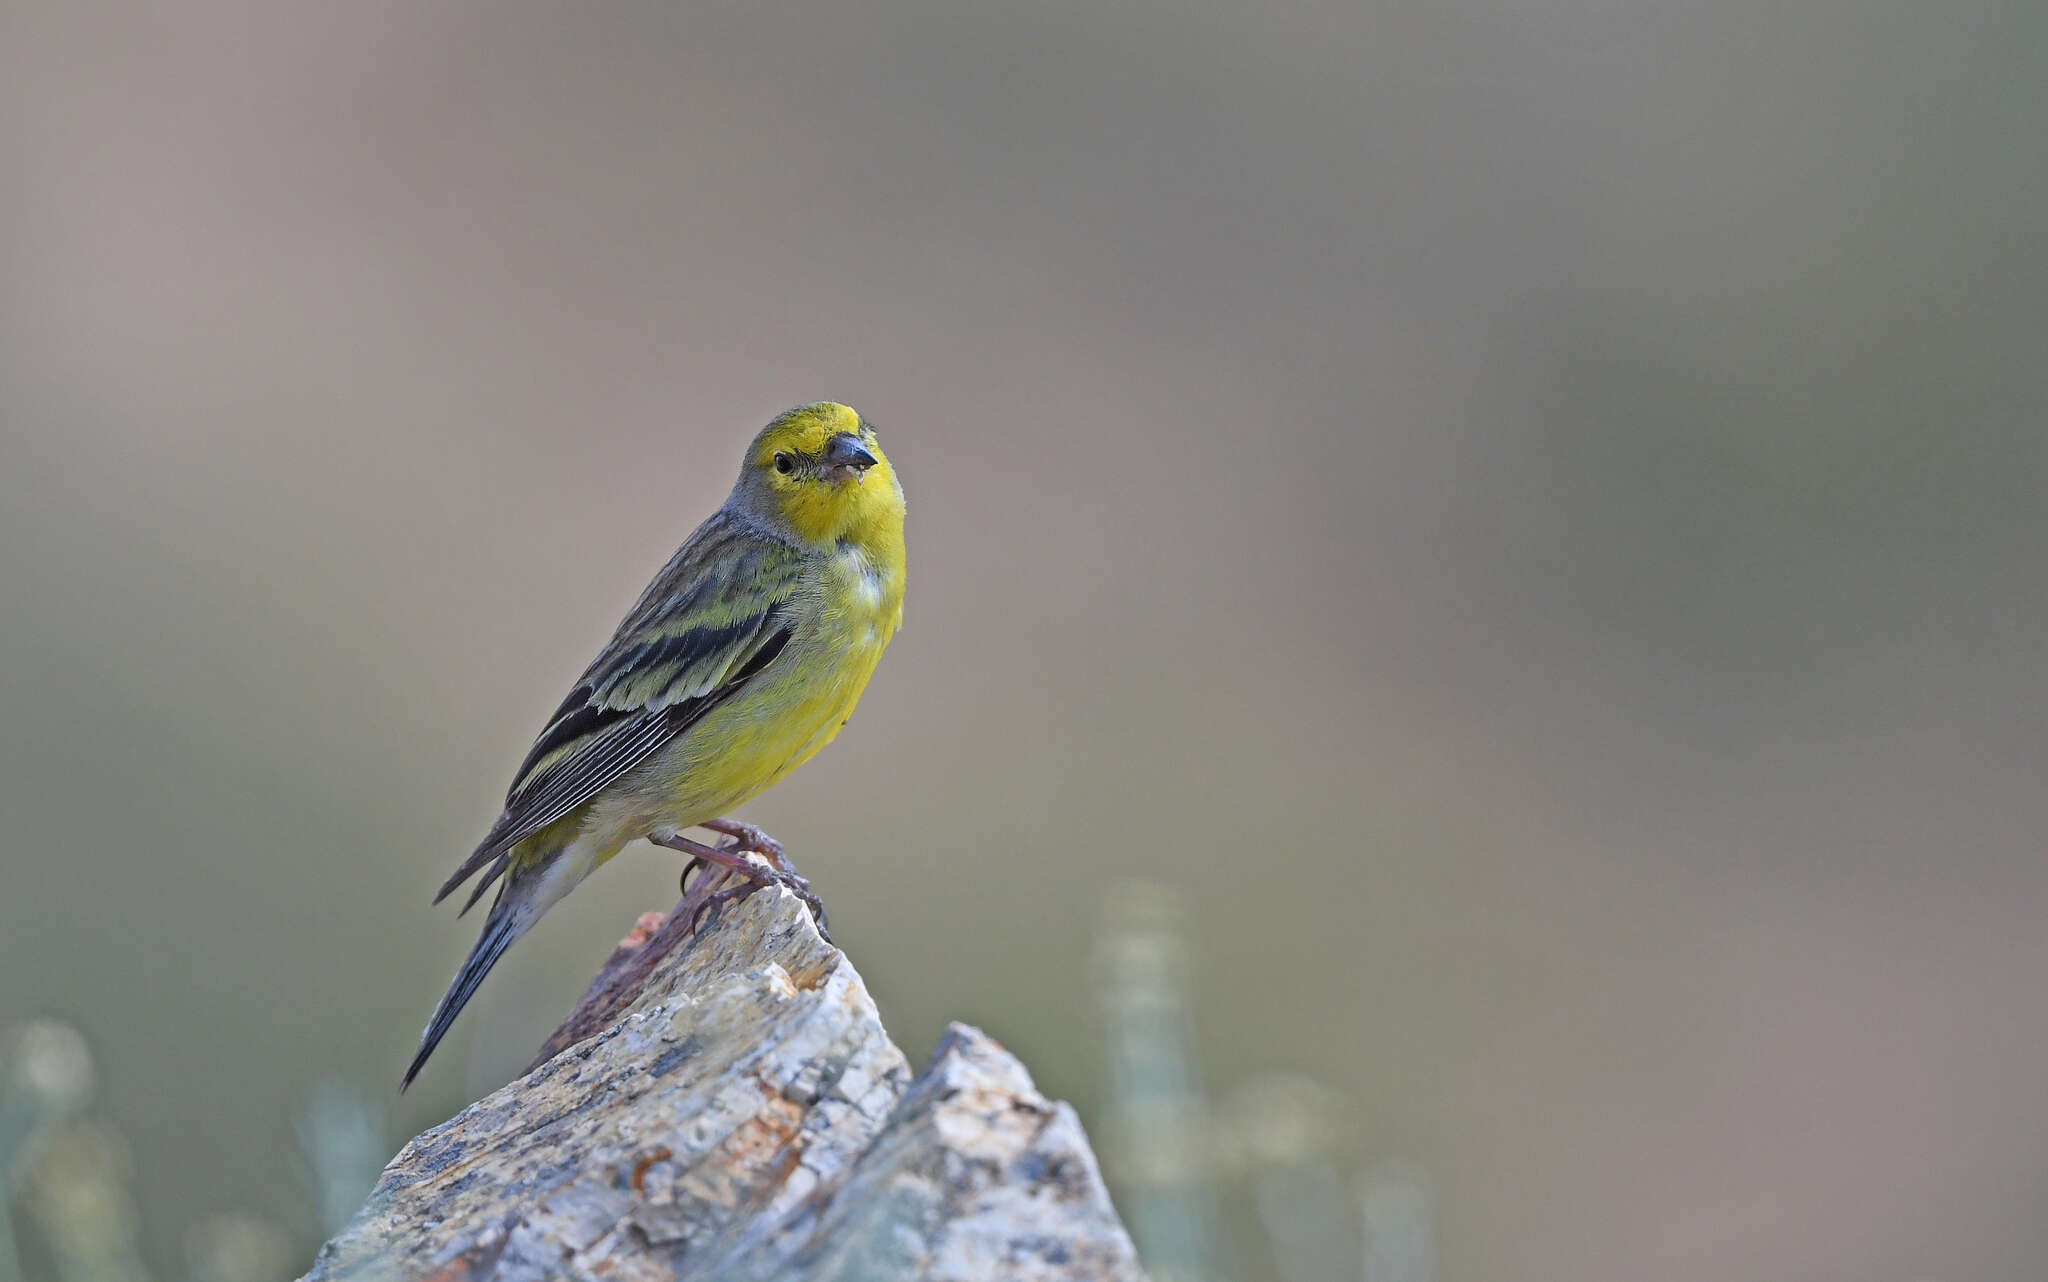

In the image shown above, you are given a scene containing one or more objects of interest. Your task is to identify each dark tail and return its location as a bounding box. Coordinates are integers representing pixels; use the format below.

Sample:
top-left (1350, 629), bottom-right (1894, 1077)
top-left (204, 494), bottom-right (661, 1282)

top-left (402, 887), bottom-right (524, 1091)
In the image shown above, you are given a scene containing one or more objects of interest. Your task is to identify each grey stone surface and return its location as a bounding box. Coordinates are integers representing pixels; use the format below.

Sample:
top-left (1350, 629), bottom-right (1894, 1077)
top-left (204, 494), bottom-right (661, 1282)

top-left (301, 888), bottom-right (1145, 1282)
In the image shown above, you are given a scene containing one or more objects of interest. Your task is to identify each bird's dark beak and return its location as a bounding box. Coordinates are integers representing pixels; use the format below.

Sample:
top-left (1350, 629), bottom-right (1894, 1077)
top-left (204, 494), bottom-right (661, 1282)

top-left (823, 433), bottom-right (879, 482)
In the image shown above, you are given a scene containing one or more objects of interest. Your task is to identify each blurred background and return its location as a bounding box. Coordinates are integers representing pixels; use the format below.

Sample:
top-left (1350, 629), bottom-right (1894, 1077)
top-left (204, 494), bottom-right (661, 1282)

top-left (2, 0), bottom-right (2045, 1278)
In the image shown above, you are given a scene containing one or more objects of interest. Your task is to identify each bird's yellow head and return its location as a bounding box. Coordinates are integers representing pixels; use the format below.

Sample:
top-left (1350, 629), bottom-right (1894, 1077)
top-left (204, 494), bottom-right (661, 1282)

top-left (729, 402), bottom-right (905, 550)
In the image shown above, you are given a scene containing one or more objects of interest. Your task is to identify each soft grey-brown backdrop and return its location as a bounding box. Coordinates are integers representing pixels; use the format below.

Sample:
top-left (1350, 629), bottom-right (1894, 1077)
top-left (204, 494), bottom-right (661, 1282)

top-left (3, 2), bottom-right (2045, 1278)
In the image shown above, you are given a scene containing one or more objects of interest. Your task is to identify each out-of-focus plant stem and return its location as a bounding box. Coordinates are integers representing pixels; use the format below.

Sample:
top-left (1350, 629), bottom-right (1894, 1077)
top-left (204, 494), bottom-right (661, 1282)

top-left (295, 1080), bottom-right (386, 1238)
top-left (21, 1121), bottom-right (152, 1282)
top-left (1096, 881), bottom-right (1219, 1282)
top-left (1, 1021), bottom-right (98, 1282)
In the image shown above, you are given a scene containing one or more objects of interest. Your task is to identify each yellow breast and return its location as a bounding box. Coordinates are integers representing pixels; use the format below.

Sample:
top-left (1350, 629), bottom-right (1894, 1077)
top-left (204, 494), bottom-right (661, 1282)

top-left (626, 542), bottom-right (903, 830)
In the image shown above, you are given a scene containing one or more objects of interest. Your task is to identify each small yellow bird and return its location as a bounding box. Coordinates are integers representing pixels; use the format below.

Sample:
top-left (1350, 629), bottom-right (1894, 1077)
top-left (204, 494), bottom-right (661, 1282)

top-left (403, 402), bottom-right (906, 1088)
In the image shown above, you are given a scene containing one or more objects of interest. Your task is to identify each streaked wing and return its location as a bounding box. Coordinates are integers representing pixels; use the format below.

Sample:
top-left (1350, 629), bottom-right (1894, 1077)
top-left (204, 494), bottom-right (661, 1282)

top-left (435, 515), bottom-right (805, 907)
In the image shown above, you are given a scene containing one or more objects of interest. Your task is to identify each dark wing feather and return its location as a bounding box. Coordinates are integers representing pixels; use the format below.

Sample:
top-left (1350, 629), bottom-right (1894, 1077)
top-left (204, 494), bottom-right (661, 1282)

top-left (434, 516), bottom-right (804, 907)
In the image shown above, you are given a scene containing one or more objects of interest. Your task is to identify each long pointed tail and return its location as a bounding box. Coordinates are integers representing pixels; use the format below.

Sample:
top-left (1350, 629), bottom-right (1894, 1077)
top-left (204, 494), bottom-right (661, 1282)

top-left (402, 888), bottom-right (524, 1091)
top-left (404, 836), bottom-right (600, 1090)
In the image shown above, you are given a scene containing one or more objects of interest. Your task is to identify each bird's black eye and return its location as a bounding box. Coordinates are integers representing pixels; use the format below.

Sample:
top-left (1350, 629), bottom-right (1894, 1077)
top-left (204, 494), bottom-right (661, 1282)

top-left (773, 452), bottom-right (795, 475)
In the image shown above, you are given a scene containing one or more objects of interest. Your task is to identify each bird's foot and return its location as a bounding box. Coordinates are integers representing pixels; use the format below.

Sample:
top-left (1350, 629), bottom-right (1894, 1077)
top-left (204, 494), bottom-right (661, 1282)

top-left (652, 830), bottom-right (831, 943)
top-left (700, 818), bottom-right (794, 874)
top-left (699, 819), bottom-right (825, 931)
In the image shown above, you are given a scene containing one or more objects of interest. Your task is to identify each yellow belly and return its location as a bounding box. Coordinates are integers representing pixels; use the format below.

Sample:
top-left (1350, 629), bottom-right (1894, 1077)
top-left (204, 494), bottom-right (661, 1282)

top-left (656, 630), bottom-right (888, 820)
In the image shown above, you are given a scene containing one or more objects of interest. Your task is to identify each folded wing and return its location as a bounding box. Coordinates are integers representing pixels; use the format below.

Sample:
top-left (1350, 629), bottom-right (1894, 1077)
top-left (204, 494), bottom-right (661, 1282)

top-left (435, 520), bottom-right (804, 910)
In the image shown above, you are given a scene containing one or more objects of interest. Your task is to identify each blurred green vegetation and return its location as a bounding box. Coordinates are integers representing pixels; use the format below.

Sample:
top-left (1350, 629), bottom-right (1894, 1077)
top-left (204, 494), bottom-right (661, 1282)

top-left (1, 1023), bottom-right (374, 1282)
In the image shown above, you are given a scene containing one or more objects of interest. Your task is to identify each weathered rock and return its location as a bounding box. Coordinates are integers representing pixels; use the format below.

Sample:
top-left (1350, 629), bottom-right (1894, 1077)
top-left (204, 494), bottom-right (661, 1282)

top-left (301, 885), bottom-right (1145, 1282)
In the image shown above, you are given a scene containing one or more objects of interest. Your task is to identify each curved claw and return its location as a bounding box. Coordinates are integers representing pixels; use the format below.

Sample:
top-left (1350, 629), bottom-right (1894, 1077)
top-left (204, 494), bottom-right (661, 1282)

top-left (678, 855), bottom-right (708, 895)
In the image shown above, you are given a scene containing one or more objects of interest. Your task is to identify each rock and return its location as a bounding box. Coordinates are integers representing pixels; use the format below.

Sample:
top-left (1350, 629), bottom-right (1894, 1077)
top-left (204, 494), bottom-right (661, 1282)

top-left (301, 884), bottom-right (1146, 1282)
